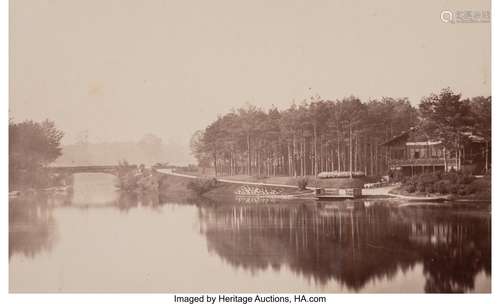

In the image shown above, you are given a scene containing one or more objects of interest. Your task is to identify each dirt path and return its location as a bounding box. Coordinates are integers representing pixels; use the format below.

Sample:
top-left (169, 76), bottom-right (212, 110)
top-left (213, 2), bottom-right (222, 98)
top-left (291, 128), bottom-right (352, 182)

top-left (157, 169), bottom-right (301, 189)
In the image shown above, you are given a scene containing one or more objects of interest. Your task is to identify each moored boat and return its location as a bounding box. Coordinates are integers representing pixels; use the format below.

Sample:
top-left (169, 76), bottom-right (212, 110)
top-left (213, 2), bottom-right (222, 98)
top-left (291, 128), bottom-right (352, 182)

top-left (315, 187), bottom-right (362, 200)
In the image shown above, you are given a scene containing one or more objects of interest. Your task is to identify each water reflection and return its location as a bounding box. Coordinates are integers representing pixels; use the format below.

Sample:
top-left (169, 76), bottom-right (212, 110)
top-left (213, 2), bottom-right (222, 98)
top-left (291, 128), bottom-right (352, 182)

top-left (116, 191), bottom-right (161, 212)
top-left (198, 201), bottom-right (490, 293)
top-left (9, 173), bottom-right (491, 293)
top-left (9, 194), bottom-right (57, 259)
top-left (72, 173), bottom-right (119, 206)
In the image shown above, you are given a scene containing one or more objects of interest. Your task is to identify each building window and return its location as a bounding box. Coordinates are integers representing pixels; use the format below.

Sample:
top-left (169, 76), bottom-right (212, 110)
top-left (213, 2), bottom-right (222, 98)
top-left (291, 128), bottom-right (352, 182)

top-left (430, 147), bottom-right (442, 158)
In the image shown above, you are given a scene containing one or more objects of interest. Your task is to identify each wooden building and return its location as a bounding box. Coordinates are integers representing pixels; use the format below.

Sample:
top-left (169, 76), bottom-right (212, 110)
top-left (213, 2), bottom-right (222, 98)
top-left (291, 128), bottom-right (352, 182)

top-left (381, 127), bottom-right (487, 176)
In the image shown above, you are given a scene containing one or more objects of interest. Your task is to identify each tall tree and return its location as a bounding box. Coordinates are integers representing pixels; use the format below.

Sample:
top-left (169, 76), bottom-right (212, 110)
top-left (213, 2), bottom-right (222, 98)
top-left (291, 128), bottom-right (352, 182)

top-left (419, 88), bottom-right (475, 170)
top-left (336, 97), bottom-right (366, 177)
top-left (9, 119), bottom-right (64, 188)
top-left (10, 119), bottom-right (64, 170)
top-left (470, 96), bottom-right (491, 172)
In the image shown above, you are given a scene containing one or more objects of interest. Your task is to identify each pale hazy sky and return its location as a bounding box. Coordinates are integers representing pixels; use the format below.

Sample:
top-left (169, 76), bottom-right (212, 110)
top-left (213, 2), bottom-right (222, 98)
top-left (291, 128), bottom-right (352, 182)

top-left (10, 0), bottom-right (490, 145)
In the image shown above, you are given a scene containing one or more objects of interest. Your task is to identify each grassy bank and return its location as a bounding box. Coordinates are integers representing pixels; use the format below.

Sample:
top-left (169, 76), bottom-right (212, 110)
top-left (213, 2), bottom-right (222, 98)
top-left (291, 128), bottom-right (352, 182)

top-left (157, 174), bottom-right (199, 201)
top-left (391, 171), bottom-right (491, 201)
top-left (158, 173), bottom-right (313, 202)
top-left (174, 170), bottom-right (369, 189)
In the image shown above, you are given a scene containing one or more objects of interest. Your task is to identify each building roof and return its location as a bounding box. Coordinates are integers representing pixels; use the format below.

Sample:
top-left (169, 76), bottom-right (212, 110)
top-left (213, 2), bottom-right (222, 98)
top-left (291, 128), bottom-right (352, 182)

top-left (461, 132), bottom-right (486, 143)
top-left (380, 127), bottom-right (418, 146)
top-left (380, 127), bottom-right (485, 146)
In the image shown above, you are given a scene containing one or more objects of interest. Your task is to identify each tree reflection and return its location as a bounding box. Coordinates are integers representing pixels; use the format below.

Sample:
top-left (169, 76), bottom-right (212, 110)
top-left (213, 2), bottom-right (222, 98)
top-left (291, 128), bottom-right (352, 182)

top-left (115, 190), bottom-right (161, 212)
top-left (9, 193), bottom-right (57, 259)
top-left (198, 201), bottom-right (490, 293)
top-left (9, 187), bottom-right (163, 259)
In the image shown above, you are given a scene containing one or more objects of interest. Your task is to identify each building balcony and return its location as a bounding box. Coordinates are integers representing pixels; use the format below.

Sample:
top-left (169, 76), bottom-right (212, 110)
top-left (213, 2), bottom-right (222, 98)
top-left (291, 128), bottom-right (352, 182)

top-left (388, 158), bottom-right (457, 167)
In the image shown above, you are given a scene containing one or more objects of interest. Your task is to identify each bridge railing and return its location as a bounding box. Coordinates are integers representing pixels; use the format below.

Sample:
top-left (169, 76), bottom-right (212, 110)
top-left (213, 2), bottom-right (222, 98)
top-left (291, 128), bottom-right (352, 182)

top-left (47, 165), bottom-right (138, 174)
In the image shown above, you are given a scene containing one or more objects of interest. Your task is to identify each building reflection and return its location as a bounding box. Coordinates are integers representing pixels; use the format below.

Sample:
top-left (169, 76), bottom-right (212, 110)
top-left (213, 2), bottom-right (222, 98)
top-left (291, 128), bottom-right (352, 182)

top-left (198, 201), bottom-right (490, 293)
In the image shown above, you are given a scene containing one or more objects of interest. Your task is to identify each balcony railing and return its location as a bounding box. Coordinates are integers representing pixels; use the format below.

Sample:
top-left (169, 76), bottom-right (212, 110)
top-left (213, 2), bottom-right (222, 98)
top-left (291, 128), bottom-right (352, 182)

top-left (388, 158), bottom-right (457, 167)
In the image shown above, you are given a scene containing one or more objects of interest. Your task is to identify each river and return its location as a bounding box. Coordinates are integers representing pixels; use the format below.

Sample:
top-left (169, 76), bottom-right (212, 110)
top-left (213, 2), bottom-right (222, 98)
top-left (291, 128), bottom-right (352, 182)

top-left (9, 173), bottom-right (491, 293)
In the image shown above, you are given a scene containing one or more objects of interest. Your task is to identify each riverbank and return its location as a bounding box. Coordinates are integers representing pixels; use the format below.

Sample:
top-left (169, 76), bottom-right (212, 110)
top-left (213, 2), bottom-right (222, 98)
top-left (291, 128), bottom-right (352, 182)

top-left (157, 170), bottom-right (492, 205)
top-left (169, 170), bottom-right (372, 188)
top-left (157, 170), bottom-right (313, 200)
top-left (390, 172), bottom-right (491, 202)
top-left (157, 169), bottom-right (399, 200)
top-left (9, 170), bottom-right (74, 199)
top-left (388, 186), bottom-right (491, 202)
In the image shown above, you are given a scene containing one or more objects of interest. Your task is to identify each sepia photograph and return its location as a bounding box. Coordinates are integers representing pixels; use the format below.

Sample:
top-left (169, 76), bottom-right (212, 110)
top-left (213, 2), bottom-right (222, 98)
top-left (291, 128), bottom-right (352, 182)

top-left (6, 0), bottom-right (492, 298)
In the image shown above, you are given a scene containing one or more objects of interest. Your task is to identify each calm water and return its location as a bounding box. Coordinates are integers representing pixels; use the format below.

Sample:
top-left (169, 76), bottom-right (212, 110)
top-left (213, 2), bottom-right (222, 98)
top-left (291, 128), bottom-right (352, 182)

top-left (9, 173), bottom-right (491, 293)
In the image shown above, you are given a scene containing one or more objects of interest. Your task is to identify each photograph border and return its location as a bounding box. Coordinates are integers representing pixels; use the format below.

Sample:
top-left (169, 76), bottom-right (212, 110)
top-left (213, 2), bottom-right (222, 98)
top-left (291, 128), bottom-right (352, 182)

top-left (1, 0), bottom-right (497, 303)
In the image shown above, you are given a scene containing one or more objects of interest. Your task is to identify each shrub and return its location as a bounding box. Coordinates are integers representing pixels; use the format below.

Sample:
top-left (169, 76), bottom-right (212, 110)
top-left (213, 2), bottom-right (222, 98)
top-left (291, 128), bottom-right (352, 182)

top-left (448, 184), bottom-right (458, 194)
top-left (464, 184), bottom-right (476, 195)
top-left (434, 180), bottom-right (449, 194)
top-left (400, 175), bottom-right (411, 185)
top-left (457, 172), bottom-right (474, 185)
top-left (457, 185), bottom-right (467, 196)
top-left (400, 171), bottom-right (490, 197)
top-left (425, 184), bottom-right (435, 194)
top-left (418, 173), bottom-right (439, 185)
top-left (470, 178), bottom-right (490, 190)
top-left (467, 178), bottom-right (490, 197)
top-left (187, 178), bottom-right (218, 195)
top-left (443, 172), bottom-right (458, 184)
top-left (405, 184), bottom-right (416, 193)
top-left (297, 177), bottom-right (309, 190)
top-left (406, 175), bottom-right (418, 186)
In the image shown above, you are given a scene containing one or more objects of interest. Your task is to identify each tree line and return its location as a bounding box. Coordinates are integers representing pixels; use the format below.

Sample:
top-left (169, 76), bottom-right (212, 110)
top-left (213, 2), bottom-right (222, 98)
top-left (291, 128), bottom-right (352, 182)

top-left (191, 88), bottom-right (491, 177)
